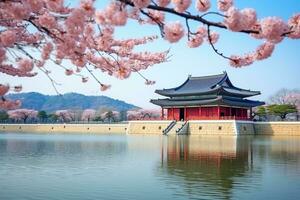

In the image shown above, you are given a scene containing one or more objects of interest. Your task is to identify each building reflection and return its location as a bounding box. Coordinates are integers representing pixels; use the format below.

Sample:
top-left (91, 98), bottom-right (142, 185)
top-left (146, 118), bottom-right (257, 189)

top-left (159, 136), bottom-right (255, 199)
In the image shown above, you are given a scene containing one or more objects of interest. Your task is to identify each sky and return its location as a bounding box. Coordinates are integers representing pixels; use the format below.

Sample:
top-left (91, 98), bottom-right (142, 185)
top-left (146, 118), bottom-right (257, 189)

top-left (2, 0), bottom-right (300, 108)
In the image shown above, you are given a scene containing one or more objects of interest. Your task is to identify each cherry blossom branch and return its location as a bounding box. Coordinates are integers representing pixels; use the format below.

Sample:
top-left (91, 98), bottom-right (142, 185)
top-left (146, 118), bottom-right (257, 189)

top-left (207, 25), bottom-right (234, 61)
top-left (118, 0), bottom-right (259, 35)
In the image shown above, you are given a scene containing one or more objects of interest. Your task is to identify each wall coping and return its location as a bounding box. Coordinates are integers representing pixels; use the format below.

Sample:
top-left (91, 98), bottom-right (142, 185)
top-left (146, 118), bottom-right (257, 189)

top-left (253, 121), bottom-right (300, 125)
top-left (0, 123), bottom-right (128, 127)
top-left (128, 120), bottom-right (173, 123)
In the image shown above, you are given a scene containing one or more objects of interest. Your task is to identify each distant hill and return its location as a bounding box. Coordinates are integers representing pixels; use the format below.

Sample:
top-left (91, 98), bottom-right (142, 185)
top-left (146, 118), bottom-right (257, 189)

top-left (6, 92), bottom-right (139, 112)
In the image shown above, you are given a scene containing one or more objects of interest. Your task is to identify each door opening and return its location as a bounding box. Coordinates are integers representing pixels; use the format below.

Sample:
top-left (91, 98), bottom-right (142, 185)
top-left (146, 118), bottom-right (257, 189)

top-left (179, 108), bottom-right (185, 121)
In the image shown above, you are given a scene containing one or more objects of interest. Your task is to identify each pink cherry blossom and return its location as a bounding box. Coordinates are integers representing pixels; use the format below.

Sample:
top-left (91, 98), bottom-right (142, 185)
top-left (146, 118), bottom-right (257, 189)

top-left (147, 10), bottom-right (165, 24)
top-left (188, 36), bottom-right (204, 48)
top-left (132, 0), bottom-right (151, 8)
top-left (18, 59), bottom-right (34, 72)
top-left (0, 30), bottom-right (17, 47)
top-left (195, 0), bottom-right (211, 12)
top-left (255, 42), bottom-right (275, 60)
top-left (164, 21), bottom-right (185, 43)
top-left (0, 84), bottom-right (9, 96)
top-left (65, 69), bottom-right (74, 76)
top-left (38, 12), bottom-right (57, 29)
top-left (81, 109), bottom-right (96, 121)
top-left (288, 14), bottom-right (300, 39)
top-left (56, 110), bottom-right (74, 122)
top-left (171, 0), bottom-right (191, 13)
top-left (217, 0), bottom-right (233, 12)
top-left (8, 109), bottom-right (38, 122)
top-left (208, 31), bottom-right (219, 44)
top-left (41, 42), bottom-right (53, 60)
top-left (260, 17), bottom-right (288, 43)
top-left (0, 99), bottom-right (21, 110)
top-left (229, 54), bottom-right (255, 68)
top-left (225, 7), bottom-right (256, 32)
top-left (100, 84), bottom-right (111, 91)
top-left (0, 48), bottom-right (6, 63)
top-left (157, 0), bottom-right (171, 7)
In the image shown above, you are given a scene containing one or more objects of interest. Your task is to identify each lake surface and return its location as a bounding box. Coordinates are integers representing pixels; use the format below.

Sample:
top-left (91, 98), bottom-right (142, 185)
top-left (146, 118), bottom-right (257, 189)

top-left (0, 133), bottom-right (300, 200)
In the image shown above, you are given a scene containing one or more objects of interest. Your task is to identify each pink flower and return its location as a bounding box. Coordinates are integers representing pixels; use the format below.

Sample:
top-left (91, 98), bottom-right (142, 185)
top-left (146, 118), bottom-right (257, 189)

top-left (0, 84), bottom-right (9, 96)
top-left (195, 0), bottom-right (211, 12)
top-left (46, 0), bottom-right (64, 12)
top-left (114, 67), bottom-right (131, 80)
top-left (27, 0), bottom-right (44, 12)
top-left (288, 14), bottom-right (300, 39)
top-left (100, 84), bottom-right (111, 91)
top-left (260, 17), bottom-right (288, 43)
top-left (225, 7), bottom-right (256, 32)
top-left (80, 0), bottom-right (95, 16)
top-left (229, 54), bottom-right (255, 68)
top-left (217, 0), bottom-right (233, 12)
top-left (0, 48), bottom-right (6, 63)
top-left (0, 30), bottom-right (17, 47)
top-left (208, 31), bottom-right (219, 44)
top-left (65, 69), bottom-right (74, 76)
top-left (171, 0), bottom-right (191, 13)
top-left (157, 0), bottom-right (171, 7)
top-left (38, 12), bottom-right (56, 29)
top-left (111, 9), bottom-right (128, 26)
top-left (164, 21), bottom-right (185, 43)
top-left (187, 36), bottom-right (204, 48)
top-left (196, 26), bottom-right (207, 37)
top-left (0, 99), bottom-right (21, 110)
top-left (147, 10), bottom-right (165, 24)
top-left (132, 0), bottom-right (151, 8)
top-left (255, 42), bottom-right (275, 60)
top-left (41, 42), bottom-right (53, 60)
top-left (18, 59), bottom-right (34, 72)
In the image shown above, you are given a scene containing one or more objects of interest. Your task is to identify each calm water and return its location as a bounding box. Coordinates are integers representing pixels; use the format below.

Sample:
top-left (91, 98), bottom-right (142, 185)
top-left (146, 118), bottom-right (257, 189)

top-left (0, 133), bottom-right (300, 200)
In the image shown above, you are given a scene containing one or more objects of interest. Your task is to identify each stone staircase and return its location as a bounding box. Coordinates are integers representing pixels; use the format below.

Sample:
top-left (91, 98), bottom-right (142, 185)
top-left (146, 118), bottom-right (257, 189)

top-left (177, 121), bottom-right (189, 135)
top-left (165, 121), bottom-right (185, 135)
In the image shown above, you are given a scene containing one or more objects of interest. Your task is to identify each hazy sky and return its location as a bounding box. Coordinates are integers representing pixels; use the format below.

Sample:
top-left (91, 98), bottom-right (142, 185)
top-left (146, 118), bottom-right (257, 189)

top-left (2, 0), bottom-right (300, 108)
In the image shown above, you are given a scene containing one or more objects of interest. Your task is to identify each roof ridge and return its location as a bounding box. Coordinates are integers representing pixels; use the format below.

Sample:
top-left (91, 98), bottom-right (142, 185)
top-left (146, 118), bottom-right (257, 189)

top-left (188, 72), bottom-right (226, 80)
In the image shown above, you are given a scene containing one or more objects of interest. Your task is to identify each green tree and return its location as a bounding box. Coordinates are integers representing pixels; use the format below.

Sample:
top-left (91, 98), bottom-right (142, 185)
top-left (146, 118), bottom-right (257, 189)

top-left (267, 104), bottom-right (297, 120)
top-left (255, 106), bottom-right (267, 120)
top-left (48, 113), bottom-right (58, 122)
top-left (105, 111), bottom-right (115, 123)
top-left (93, 116), bottom-right (103, 122)
top-left (37, 110), bottom-right (48, 122)
top-left (0, 111), bottom-right (8, 122)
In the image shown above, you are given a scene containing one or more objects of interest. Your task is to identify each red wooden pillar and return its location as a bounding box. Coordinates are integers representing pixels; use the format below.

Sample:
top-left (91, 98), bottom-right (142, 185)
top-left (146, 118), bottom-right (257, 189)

top-left (184, 107), bottom-right (187, 121)
top-left (198, 107), bottom-right (201, 120)
top-left (217, 106), bottom-right (220, 120)
top-left (172, 107), bottom-right (175, 120)
top-left (161, 107), bottom-right (164, 120)
top-left (250, 107), bottom-right (252, 120)
top-left (229, 107), bottom-right (232, 118)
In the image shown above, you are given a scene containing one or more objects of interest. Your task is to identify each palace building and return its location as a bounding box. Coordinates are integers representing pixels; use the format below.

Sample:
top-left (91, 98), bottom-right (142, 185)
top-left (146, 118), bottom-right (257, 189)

top-left (150, 72), bottom-right (264, 121)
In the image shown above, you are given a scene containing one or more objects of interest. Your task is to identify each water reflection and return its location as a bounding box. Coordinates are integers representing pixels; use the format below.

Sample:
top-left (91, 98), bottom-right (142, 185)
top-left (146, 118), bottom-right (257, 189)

top-left (158, 136), bottom-right (300, 200)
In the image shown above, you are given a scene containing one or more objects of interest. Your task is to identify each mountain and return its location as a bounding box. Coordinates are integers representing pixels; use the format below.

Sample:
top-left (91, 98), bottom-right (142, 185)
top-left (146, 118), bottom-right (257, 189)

top-left (6, 92), bottom-right (139, 112)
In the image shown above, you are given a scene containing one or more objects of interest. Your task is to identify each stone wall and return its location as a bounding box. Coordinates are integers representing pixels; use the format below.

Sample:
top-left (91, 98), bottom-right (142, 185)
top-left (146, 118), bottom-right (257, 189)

top-left (254, 122), bottom-right (300, 136)
top-left (236, 121), bottom-right (256, 135)
top-left (1, 121), bottom-right (300, 135)
top-left (0, 124), bottom-right (128, 134)
top-left (127, 121), bottom-right (172, 134)
top-left (188, 120), bottom-right (236, 135)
